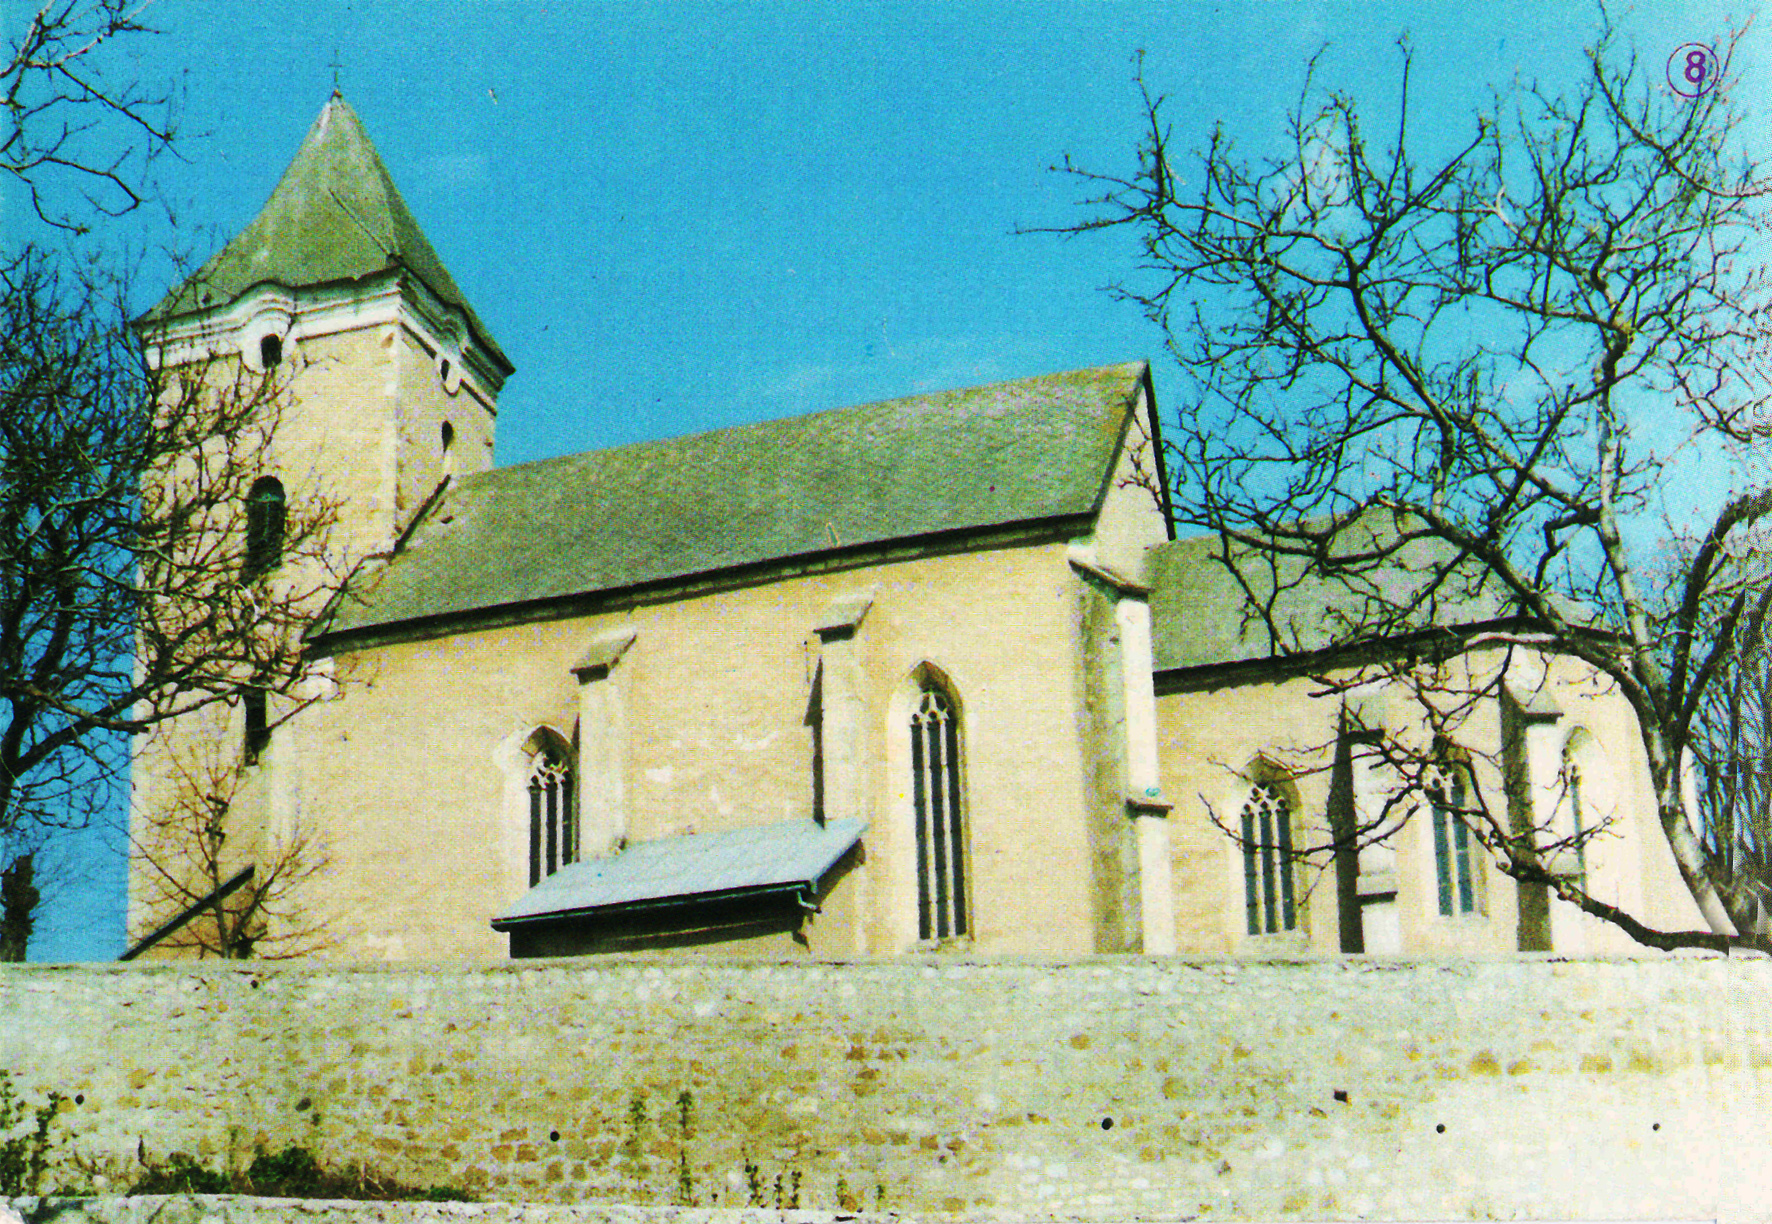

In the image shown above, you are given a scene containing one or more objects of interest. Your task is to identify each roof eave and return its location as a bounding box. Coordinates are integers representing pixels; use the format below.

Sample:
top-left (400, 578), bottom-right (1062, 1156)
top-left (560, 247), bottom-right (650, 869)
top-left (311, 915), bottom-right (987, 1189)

top-left (1140, 363), bottom-right (1177, 540)
top-left (309, 509), bottom-right (1098, 654)
top-left (1153, 615), bottom-right (1615, 694)
top-left (490, 880), bottom-right (816, 931)
top-left (135, 265), bottom-right (514, 375)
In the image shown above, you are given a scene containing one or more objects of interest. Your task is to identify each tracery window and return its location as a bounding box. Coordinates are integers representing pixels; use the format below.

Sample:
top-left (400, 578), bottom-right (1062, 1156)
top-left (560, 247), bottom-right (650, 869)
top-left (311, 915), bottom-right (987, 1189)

top-left (527, 742), bottom-right (575, 886)
top-left (1569, 763), bottom-right (1585, 877)
top-left (1240, 781), bottom-right (1296, 935)
top-left (911, 682), bottom-right (967, 940)
top-left (243, 476), bottom-right (286, 578)
top-left (243, 689), bottom-right (269, 765)
top-left (1430, 767), bottom-right (1477, 916)
top-left (1563, 759), bottom-right (1589, 887)
top-left (808, 664), bottom-right (825, 824)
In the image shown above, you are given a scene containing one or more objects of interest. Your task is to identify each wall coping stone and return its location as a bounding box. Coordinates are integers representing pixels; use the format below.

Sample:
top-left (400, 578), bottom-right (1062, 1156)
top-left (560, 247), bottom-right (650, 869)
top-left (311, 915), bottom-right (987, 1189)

top-left (4, 948), bottom-right (1751, 978)
top-left (4, 1201), bottom-right (916, 1224)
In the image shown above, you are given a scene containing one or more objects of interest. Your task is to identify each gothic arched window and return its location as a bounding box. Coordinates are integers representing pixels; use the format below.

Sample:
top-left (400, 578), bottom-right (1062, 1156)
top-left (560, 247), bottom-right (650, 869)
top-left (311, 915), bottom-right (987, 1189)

top-left (1240, 781), bottom-right (1296, 934)
top-left (1561, 729), bottom-right (1599, 888)
top-left (1565, 763), bottom-right (1587, 883)
top-left (911, 681), bottom-right (967, 941)
top-left (243, 477), bottom-right (286, 578)
top-left (1430, 767), bottom-right (1477, 916)
top-left (528, 738), bottom-right (575, 887)
top-left (243, 689), bottom-right (268, 765)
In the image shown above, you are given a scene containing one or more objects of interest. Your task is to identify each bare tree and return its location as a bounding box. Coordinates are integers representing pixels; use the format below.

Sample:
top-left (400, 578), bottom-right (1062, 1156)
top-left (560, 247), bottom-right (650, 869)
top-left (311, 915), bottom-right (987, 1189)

top-left (1, 0), bottom-right (177, 958)
top-left (0, 250), bottom-right (343, 960)
top-left (0, 2), bottom-right (344, 962)
top-left (1684, 527), bottom-right (1772, 927)
top-left (127, 743), bottom-right (331, 959)
top-left (1051, 19), bottom-right (1772, 950)
top-left (0, 826), bottom-right (87, 961)
top-left (2, 0), bottom-right (177, 232)
top-left (0, 850), bottom-right (40, 959)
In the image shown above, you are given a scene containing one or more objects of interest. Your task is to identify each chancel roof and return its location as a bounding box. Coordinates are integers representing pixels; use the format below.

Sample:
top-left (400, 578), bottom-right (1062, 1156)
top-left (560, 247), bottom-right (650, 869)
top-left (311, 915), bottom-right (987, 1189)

top-left (143, 94), bottom-right (509, 369)
top-left (320, 362), bottom-right (1153, 639)
top-left (1147, 518), bottom-right (1513, 676)
top-left (491, 817), bottom-right (867, 929)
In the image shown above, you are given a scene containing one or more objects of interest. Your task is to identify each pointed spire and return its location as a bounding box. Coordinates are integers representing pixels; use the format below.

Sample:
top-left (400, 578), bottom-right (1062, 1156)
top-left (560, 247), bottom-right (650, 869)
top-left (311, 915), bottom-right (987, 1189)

top-left (147, 95), bottom-right (507, 369)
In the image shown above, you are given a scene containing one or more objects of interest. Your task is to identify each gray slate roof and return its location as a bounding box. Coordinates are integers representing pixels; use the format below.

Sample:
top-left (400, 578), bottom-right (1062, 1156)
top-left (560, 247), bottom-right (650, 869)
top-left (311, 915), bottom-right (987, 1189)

top-left (1148, 521), bottom-right (1511, 674)
top-left (491, 817), bottom-right (867, 928)
top-left (143, 94), bottom-right (509, 369)
top-left (323, 362), bottom-right (1151, 637)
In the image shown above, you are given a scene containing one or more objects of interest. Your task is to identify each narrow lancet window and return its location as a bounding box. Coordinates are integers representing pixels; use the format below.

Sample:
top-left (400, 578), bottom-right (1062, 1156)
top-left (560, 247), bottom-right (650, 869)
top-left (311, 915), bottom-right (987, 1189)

top-left (1430, 768), bottom-right (1477, 916)
top-left (243, 690), bottom-right (269, 765)
top-left (1240, 781), bottom-right (1296, 934)
top-left (244, 477), bottom-right (286, 578)
top-left (527, 742), bottom-right (575, 887)
top-left (807, 664), bottom-right (825, 825)
top-left (911, 683), bottom-right (967, 940)
top-left (1567, 763), bottom-right (1588, 885)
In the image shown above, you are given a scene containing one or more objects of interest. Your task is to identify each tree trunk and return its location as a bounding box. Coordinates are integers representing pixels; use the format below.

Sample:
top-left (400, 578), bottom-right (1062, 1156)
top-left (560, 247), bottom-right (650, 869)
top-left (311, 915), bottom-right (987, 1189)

top-left (0, 852), bottom-right (39, 961)
top-left (1665, 747), bottom-right (1743, 937)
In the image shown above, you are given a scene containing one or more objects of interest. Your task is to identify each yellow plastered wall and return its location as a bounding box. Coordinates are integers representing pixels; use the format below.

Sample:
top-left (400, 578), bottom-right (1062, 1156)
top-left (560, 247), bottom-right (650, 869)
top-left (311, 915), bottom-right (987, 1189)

top-left (127, 698), bottom-right (277, 954)
top-left (1157, 672), bottom-right (1341, 954)
top-left (266, 322), bottom-right (496, 563)
top-left (1155, 647), bottom-right (1706, 955)
top-left (387, 325), bottom-right (496, 513)
top-left (272, 540), bottom-right (1111, 960)
top-left (265, 326), bottom-right (400, 561)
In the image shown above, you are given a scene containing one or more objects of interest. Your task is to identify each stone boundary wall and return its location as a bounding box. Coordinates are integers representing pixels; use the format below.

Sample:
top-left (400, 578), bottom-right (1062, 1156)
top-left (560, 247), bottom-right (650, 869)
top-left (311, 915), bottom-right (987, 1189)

top-left (4, 1202), bottom-right (891, 1224)
top-left (3, 956), bottom-right (1770, 1220)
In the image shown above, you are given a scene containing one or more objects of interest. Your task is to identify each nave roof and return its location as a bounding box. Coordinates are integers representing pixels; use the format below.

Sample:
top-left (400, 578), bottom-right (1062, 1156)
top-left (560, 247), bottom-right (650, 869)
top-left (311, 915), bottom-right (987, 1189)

top-left (321, 361), bottom-right (1154, 639)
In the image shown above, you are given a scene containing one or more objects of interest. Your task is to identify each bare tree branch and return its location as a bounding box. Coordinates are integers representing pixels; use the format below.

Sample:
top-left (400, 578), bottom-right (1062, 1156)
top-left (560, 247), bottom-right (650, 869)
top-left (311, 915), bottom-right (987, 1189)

top-left (2, 0), bottom-right (178, 233)
top-left (128, 742), bottom-right (332, 958)
top-left (0, 247), bottom-right (347, 958)
top-left (1051, 17), bottom-right (1772, 950)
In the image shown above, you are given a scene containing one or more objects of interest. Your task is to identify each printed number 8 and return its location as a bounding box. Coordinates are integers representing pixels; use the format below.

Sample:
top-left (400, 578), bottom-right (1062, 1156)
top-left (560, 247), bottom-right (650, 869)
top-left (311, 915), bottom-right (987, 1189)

top-left (1685, 49), bottom-right (1709, 86)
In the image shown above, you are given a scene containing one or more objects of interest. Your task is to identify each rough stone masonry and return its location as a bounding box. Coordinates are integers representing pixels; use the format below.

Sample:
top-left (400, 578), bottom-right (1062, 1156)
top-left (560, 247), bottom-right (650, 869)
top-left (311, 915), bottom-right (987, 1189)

top-left (3, 954), bottom-right (1770, 1220)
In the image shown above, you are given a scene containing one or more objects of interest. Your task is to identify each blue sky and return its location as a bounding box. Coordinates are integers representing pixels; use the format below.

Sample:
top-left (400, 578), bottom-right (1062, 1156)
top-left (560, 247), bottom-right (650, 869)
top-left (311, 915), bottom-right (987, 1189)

top-left (12, 0), bottom-right (1765, 959)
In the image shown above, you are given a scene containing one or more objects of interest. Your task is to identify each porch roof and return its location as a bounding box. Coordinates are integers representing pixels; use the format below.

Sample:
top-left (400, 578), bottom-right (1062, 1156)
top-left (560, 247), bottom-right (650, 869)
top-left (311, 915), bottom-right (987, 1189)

top-left (490, 816), bottom-right (866, 929)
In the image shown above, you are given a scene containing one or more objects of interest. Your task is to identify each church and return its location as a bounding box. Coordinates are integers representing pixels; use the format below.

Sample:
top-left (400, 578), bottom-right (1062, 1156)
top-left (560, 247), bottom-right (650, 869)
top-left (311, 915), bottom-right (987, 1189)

top-left (126, 95), bottom-right (1704, 962)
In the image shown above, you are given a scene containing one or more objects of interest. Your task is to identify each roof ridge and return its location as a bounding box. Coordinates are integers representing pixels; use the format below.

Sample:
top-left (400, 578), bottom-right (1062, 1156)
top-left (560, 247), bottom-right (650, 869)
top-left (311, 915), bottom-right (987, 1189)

top-left (467, 360), bottom-right (1150, 484)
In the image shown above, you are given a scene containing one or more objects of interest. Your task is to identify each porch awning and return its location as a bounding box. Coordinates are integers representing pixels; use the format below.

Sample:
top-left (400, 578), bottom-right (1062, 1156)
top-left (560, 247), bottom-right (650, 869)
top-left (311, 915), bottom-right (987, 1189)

top-left (490, 816), bottom-right (866, 930)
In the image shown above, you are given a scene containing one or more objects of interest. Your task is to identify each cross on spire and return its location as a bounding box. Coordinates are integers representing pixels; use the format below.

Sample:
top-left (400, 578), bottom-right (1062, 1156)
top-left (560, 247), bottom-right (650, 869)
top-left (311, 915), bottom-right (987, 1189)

top-left (327, 50), bottom-right (344, 94)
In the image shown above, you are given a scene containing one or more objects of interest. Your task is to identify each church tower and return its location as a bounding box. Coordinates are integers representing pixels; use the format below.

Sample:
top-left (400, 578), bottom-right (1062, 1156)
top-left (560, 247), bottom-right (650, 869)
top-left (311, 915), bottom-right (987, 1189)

top-left (126, 95), bottom-right (511, 958)
top-left (139, 92), bottom-right (512, 562)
